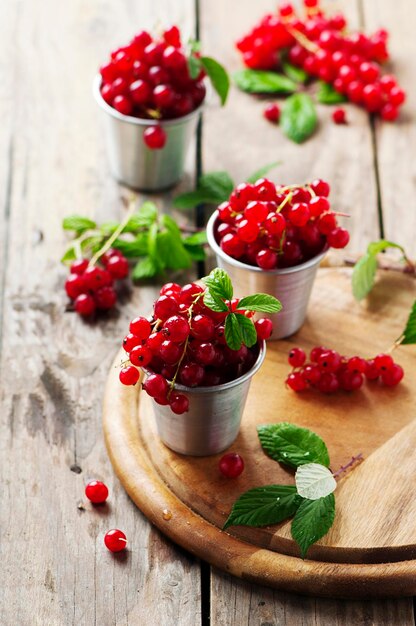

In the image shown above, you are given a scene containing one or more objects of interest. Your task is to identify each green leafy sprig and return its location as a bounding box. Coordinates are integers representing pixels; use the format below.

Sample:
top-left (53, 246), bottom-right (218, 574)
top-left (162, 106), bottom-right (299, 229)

top-left (224, 422), bottom-right (347, 558)
top-left (187, 41), bottom-right (230, 106)
top-left (61, 201), bottom-right (207, 280)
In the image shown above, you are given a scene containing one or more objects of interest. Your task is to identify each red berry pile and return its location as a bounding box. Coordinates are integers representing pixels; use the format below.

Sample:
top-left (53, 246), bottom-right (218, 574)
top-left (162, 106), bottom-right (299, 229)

top-left (214, 177), bottom-right (349, 270)
top-left (286, 346), bottom-right (404, 394)
top-left (99, 25), bottom-right (206, 127)
top-left (119, 280), bottom-right (273, 413)
top-left (236, 1), bottom-right (406, 121)
top-left (65, 248), bottom-right (129, 317)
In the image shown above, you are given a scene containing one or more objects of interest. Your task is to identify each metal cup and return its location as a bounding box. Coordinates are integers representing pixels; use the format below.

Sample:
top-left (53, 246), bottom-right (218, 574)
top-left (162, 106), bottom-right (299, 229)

top-left (148, 343), bottom-right (265, 456)
top-left (93, 76), bottom-right (203, 191)
top-left (207, 211), bottom-right (326, 340)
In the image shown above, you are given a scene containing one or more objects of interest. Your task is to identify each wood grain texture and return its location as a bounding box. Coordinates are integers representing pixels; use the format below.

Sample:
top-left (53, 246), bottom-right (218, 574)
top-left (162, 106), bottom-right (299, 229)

top-left (0, 0), bottom-right (201, 625)
top-left (199, 0), bottom-right (380, 255)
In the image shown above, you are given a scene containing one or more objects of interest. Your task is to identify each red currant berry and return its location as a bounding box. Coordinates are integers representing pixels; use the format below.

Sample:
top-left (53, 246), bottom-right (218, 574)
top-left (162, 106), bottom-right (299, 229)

top-left (288, 347), bottom-right (306, 367)
top-left (374, 353), bottom-right (395, 372)
top-left (104, 529), bottom-right (127, 553)
top-left (129, 79), bottom-right (151, 104)
top-left (160, 282), bottom-right (181, 296)
top-left (154, 295), bottom-right (179, 321)
top-left (179, 282), bottom-right (205, 304)
top-left (75, 294), bottom-right (96, 316)
top-left (85, 480), bottom-right (109, 504)
top-left (365, 359), bottom-right (380, 380)
top-left (339, 370), bottom-right (364, 392)
top-left (112, 95), bottom-right (133, 116)
top-left (220, 233), bottom-right (245, 258)
top-left (70, 259), bottom-right (89, 275)
top-left (83, 266), bottom-right (112, 291)
top-left (219, 453), bottom-right (244, 478)
top-left (301, 364), bottom-right (321, 385)
top-left (191, 314), bottom-right (215, 340)
top-left (129, 316), bottom-right (152, 340)
top-left (95, 286), bottom-right (117, 310)
top-left (119, 365), bottom-right (140, 385)
top-left (238, 219), bottom-right (260, 243)
top-left (143, 126), bottom-right (166, 149)
top-left (318, 213), bottom-right (337, 235)
top-left (381, 363), bottom-right (404, 387)
top-left (163, 26), bottom-right (181, 47)
top-left (256, 248), bottom-right (277, 270)
top-left (286, 372), bottom-right (307, 392)
top-left (263, 103), bottom-right (280, 123)
top-left (130, 345), bottom-right (153, 367)
top-left (153, 84), bottom-right (175, 108)
top-left (147, 331), bottom-right (163, 352)
top-left (308, 196), bottom-right (330, 217)
top-left (265, 212), bottom-right (286, 237)
top-left (347, 356), bottom-right (367, 373)
top-left (255, 318), bottom-right (273, 340)
top-left (310, 179), bottom-right (330, 197)
top-left (245, 201), bottom-right (269, 223)
top-left (317, 350), bottom-right (342, 373)
top-left (143, 373), bottom-right (169, 398)
top-left (288, 203), bottom-right (310, 227)
top-left (163, 46), bottom-right (186, 70)
top-left (389, 86), bottom-right (406, 106)
top-left (101, 248), bottom-right (121, 266)
top-left (106, 255), bottom-right (129, 279)
top-left (123, 333), bottom-right (142, 353)
top-left (381, 103), bottom-right (399, 122)
top-left (100, 62), bottom-right (117, 83)
top-left (65, 274), bottom-right (86, 299)
top-left (310, 346), bottom-right (326, 362)
top-left (162, 315), bottom-right (190, 343)
top-left (179, 362), bottom-right (204, 387)
top-left (332, 108), bottom-right (347, 124)
top-left (327, 227), bottom-right (350, 249)
top-left (169, 393), bottom-right (189, 414)
top-left (318, 372), bottom-right (340, 394)
top-left (159, 340), bottom-right (183, 365)
top-left (111, 77), bottom-right (129, 97)
top-left (192, 341), bottom-right (216, 366)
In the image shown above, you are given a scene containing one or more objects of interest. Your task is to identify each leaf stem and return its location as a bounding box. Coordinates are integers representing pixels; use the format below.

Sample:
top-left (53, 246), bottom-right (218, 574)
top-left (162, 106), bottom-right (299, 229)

top-left (333, 453), bottom-right (363, 479)
top-left (89, 196), bottom-right (137, 267)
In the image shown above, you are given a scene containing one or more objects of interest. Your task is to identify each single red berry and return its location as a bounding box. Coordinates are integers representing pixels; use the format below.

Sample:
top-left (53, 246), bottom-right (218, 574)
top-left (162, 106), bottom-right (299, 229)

top-left (143, 126), bottom-right (166, 149)
top-left (255, 318), bottom-right (273, 340)
top-left (160, 282), bottom-right (181, 296)
top-left (119, 365), bottom-right (140, 385)
top-left (286, 372), bottom-right (307, 392)
top-left (112, 95), bottom-right (133, 116)
top-left (179, 282), bottom-right (205, 304)
top-left (169, 393), bottom-right (189, 414)
top-left (95, 286), bottom-right (117, 310)
top-left (263, 103), bottom-right (280, 123)
top-left (159, 340), bottom-right (183, 365)
top-left (327, 227), bottom-right (350, 249)
top-left (179, 362), bottom-right (204, 387)
top-left (100, 62), bottom-right (117, 83)
top-left (153, 84), bottom-right (175, 108)
top-left (154, 295), bottom-right (179, 321)
top-left (374, 353), bottom-right (395, 372)
top-left (83, 266), bottom-right (112, 291)
top-left (381, 363), bottom-right (404, 387)
top-left (365, 359), bottom-right (380, 380)
top-left (256, 248), bottom-right (277, 270)
top-left (301, 364), bottom-right (321, 385)
top-left (130, 345), bottom-right (153, 367)
top-left (332, 108), bottom-right (347, 124)
top-left (123, 333), bottom-right (142, 353)
top-left (288, 347), bottom-right (306, 368)
top-left (129, 79), bottom-right (151, 104)
top-left (146, 331), bottom-right (163, 352)
top-left (381, 103), bottom-right (399, 122)
top-left (148, 65), bottom-right (169, 86)
top-left (389, 86), bottom-right (406, 106)
top-left (318, 213), bottom-right (337, 235)
top-left (85, 480), bottom-right (109, 504)
top-left (310, 346), bottom-right (326, 362)
top-left (162, 46), bottom-right (187, 70)
top-left (238, 219), bottom-right (260, 243)
top-left (70, 259), bottom-right (89, 275)
top-left (101, 248), bottom-right (121, 266)
top-left (318, 372), bottom-right (340, 394)
top-left (220, 233), bottom-right (245, 258)
top-left (288, 203), bottom-right (310, 227)
top-left (75, 294), bottom-right (96, 316)
top-left (104, 529), bottom-right (127, 553)
top-left (129, 316), bottom-right (152, 341)
top-left (143, 373), bottom-right (169, 398)
top-left (162, 315), bottom-right (190, 343)
top-left (308, 196), bottom-right (330, 217)
top-left (310, 179), bottom-right (330, 197)
top-left (144, 42), bottom-right (165, 65)
top-left (265, 211), bottom-right (286, 237)
top-left (163, 26), bottom-right (181, 47)
top-left (317, 350), bottom-right (342, 373)
top-left (244, 201), bottom-right (269, 223)
top-left (219, 453), bottom-right (245, 478)
top-left (106, 255), bottom-right (129, 279)
top-left (65, 274), bottom-right (86, 300)
top-left (111, 77), bottom-right (129, 97)
top-left (339, 370), bottom-right (364, 392)
top-left (191, 341), bottom-right (216, 366)
top-left (347, 356), bottom-right (367, 373)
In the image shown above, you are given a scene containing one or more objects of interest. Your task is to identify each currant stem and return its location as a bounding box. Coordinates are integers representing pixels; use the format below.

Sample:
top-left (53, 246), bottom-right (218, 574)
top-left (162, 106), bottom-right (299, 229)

top-left (89, 196), bottom-right (137, 267)
top-left (333, 453), bottom-right (363, 479)
top-left (286, 25), bottom-right (320, 53)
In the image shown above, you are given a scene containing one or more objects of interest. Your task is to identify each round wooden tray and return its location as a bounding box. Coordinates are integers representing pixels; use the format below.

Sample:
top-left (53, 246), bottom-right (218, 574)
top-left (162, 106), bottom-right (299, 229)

top-left (103, 268), bottom-right (416, 598)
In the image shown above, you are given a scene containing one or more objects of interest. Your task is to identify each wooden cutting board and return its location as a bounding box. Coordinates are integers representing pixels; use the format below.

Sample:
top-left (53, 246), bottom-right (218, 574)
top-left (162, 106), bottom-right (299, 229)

top-left (103, 268), bottom-right (416, 597)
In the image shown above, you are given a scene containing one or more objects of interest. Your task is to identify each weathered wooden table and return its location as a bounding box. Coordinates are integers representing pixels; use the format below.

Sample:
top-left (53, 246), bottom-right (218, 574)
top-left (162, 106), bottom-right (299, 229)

top-left (1, 0), bottom-right (415, 624)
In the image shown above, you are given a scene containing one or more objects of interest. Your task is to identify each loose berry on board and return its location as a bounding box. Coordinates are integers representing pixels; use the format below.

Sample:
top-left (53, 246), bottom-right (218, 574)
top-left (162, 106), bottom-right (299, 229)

top-left (219, 453), bottom-right (245, 478)
top-left (85, 480), bottom-right (109, 504)
top-left (104, 529), bottom-right (127, 553)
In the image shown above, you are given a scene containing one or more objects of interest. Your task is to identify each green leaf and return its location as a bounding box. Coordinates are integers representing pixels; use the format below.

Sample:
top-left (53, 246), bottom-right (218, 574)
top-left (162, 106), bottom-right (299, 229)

top-left (246, 161), bottom-right (281, 184)
top-left (156, 230), bottom-right (191, 271)
top-left (257, 423), bottom-right (330, 469)
top-left (60, 246), bottom-right (77, 263)
top-left (281, 60), bottom-right (309, 84)
top-left (188, 39), bottom-right (201, 54)
top-left (295, 463), bottom-right (337, 500)
top-left (112, 233), bottom-right (148, 258)
top-left (291, 494), bottom-right (335, 558)
top-left (225, 312), bottom-right (242, 350)
top-left (352, 253), bottom-right (378, 301)
top-left (132, 256), bottom-right (158, 280)
top-left (62, 215), bottom-right (96, 232)
top-left (233, 69), bottom-right (297, 94)
top-left (400, 300), bottom-right (416, 345)
top-left (235, 313), bottom-right (257, 347)
top-left (173, 190), bottom-right (217, 210)
top-left (238, 293), bottom-right (282, 313)
top-left (100, 221), bottom-right (119, 234)
top-left (367, 239), bottom-right (405, 257)
top-left (184, 244), bottom-right (206, 261)
top-left (280, 93), bottom-right (318, 144)
top-left (125, 203), bottom-right (158, 231)
top-left (200, 56), bottom-right (230, 105)
top-left (224, 485), bottom-right (302, 529)
top-left (316, 81), bottom-right (347, 104)
top-left (199, 171), bottom-right (235, 202)
top-left (188, 53), bottom-right (202, 80)
top-left (183, 231), bottom-right (208, 246)
top-left (203, 267), bottom-right (233, 300)
top-left (203, 290), bottom-right (228, 312)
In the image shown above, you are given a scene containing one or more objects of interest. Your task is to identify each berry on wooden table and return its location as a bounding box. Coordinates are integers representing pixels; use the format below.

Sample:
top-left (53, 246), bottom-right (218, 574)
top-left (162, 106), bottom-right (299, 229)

top-left (104, 529), bottom-right (127, 553)
top-left (332, 108), bottom-right (347, 124)
top-left (219, 453), bottom-right (245, 478)
top-left (263, 103), bottom-right (280, 123)
top-left (85, 480), bottom-right (109, 504)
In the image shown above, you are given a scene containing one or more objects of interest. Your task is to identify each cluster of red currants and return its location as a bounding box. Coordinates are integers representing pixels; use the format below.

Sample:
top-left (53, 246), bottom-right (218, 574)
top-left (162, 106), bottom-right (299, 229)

top-left (214, 177), bottom-right (349, 270)
top-left (64, 249), bottom-right (129, 317)
top-left (236, 0), bottom-right (406, 121)
top-left (99, 26), bottom-right (206, 149)
top-left (119, 281), bottom-right (272, 413)
top-left (286, 346), bottom-right (404, 394)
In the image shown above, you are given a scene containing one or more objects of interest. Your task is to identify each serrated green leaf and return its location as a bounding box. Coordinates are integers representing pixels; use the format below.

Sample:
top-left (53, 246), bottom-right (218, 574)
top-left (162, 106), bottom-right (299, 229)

top-left (112, 234), bottom-right (149, 258)
top-left (295, 463), bottom-right (336, 500)
top-left (367, 239), bottom-right (405, 257)
top-left (400, 300), bottom-right (416, 345)
top-left (199, 171), bottom-right (235, 202)
top-left (291, 494), bottom-right (335, 558)
top-left (238, 293), bottom-right (282, 313)
top-left (62, 215), bottom-right (96, 232)
top-left (281, 60), bottom-right (309, 84)
top-left (132, 256), bottom-right (158, 280)
top-left (225, 312), bottom-right (242, 350)
top-left (188, 53), bottom-right (202, 79)
top-left (60, 246), bottom-right (77, 263)
top-left (257, 423), bottom-right (330, 469)
top-left (246, 161), bottom-right (281, 184)
top-left (352, 253), bottom-right (378, 300)
top-left (183, 231), bottom-right (208, 246)
top-left (224, 485), bottom-right (302, 529)
top-left (127, 202), bottom-right (158, 230)
top-left (156, 230), bottom-right (191, 271)
top-left (203, 268), bottom-right (233, 300)
top-left (280, 93), bottom-right (318, 144)
top-left (184, 244), bottom-right (206, 261)
top-left (235, 313), bottom-right (257, 347)
top-left (316, 81), bottom-right (347, 104)
top-left (203, 290), bottom-right (228, 312)
top-left (233, 69), bottom-right (297, 94)
top-left (161, 213), bottom-right (181, 236)
top-left (200, 56), bottom-right (230, 105)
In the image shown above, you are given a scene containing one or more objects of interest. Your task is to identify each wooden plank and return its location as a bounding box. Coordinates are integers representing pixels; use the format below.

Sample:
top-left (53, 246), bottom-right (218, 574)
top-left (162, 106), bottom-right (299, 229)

top-left (0, 0), bottom-right (201, 624)
top-left (211, 570), bottom-right (415, 626)
top-left (361, 0), bottom-right (416, 252)
top-left (199, 0), bottom-right (380, 255)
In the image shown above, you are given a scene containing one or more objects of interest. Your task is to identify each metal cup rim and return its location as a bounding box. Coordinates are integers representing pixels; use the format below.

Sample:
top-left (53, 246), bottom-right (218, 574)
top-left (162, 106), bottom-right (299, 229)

top-left (206, 211), bottom-right (328, 275)
top-left (93, 75), bottom-right (204, 127)
top-left (144, 340), bottom-right (266, 395)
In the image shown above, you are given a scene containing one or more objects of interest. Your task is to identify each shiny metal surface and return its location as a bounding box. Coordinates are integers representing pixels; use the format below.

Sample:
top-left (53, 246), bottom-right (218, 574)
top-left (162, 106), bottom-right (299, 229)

top-left (207, 211), bottom-right (326, 340)
top-left (93, 76), bottom-right (202, 191)
top-left (149, 343), bottom-right (265, 456)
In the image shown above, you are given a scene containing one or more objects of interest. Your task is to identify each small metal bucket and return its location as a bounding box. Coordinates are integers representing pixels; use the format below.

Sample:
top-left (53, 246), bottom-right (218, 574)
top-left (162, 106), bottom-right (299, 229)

top-left (93, 76), bottom-right (203, 191)
top-left (207, 212), bottom-right (326, 340)
top-left (148, 343), bottom-right (266, 456)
